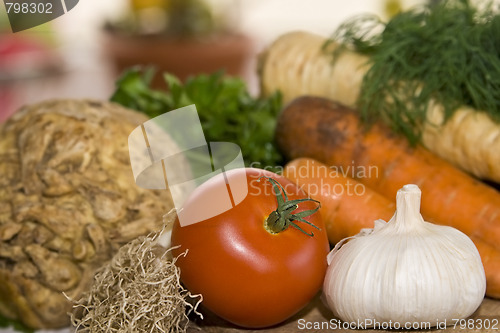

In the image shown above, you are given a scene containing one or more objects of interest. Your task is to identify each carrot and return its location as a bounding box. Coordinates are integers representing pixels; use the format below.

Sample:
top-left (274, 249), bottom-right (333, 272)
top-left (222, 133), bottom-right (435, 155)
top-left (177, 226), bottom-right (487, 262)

top-left (276, 96), bottom-right (500, 254)
top-left (260, 31), bottom-right (500, 184)
top-left (281, 153), bottom-right (500, 298)
top-left (470, 236), bottom-right (500, 297)
top-left (282, 157), bottom-right (395, 244)
top-left (280, 130), bottom-right (500, 298)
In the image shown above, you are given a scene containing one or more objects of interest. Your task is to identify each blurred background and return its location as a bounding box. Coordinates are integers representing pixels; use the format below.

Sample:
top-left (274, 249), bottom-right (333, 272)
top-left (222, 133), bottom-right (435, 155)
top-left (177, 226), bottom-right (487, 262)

top-left (0, 0), bottom-right (425, 122)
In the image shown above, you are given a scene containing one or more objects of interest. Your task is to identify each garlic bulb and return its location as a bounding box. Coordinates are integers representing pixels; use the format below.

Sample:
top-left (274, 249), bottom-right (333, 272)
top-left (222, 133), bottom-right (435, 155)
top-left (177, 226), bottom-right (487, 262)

top-left (323, 184), bottom-right (486, 328)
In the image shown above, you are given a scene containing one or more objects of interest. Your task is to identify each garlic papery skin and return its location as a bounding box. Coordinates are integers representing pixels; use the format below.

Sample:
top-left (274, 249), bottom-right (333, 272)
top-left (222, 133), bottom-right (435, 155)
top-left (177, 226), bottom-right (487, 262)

top-left (323, 184), bottom-right (486, 328)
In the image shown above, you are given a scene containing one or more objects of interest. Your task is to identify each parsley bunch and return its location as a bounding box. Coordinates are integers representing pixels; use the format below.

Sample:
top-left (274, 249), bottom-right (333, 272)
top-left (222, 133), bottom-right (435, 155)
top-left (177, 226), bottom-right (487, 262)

top-left (110, 68), bottom-right (283, 170)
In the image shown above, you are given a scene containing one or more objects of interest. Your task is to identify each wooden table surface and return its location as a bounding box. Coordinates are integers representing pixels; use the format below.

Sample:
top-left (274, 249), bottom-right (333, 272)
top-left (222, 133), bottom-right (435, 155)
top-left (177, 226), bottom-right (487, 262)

top-left (189, 295), bottom-right (500, 333)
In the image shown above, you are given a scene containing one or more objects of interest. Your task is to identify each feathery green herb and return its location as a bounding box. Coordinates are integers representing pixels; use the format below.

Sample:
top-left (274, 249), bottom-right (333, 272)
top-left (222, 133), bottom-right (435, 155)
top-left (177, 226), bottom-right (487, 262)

top-left (111, 68), bottom-right (283, 169)
top-left (326, 0), bottom-right (500, 144)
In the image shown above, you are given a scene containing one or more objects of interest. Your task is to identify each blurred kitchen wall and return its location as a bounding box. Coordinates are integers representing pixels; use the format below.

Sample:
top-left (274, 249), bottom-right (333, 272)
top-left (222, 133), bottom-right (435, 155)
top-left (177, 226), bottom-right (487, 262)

top-left (0, 0), bottom-right (426, 121)
top-left (55, 0), bottom-right (423, 46)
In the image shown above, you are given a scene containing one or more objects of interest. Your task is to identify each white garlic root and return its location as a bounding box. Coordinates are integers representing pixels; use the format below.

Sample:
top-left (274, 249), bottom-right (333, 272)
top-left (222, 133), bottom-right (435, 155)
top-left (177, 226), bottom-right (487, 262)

top-left (323, 184), bottom-right (486, 328)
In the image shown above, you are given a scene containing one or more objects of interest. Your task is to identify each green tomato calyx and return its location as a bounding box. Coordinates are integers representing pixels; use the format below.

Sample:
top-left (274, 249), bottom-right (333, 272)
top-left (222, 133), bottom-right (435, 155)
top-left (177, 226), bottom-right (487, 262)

top-left (259, 177), bottom-right (321, 236)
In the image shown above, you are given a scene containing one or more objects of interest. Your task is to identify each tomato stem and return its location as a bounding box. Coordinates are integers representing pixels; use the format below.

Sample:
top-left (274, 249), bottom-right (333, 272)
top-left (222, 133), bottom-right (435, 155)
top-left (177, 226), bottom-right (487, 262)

top-left (258, 177), bottom-right (321, 236)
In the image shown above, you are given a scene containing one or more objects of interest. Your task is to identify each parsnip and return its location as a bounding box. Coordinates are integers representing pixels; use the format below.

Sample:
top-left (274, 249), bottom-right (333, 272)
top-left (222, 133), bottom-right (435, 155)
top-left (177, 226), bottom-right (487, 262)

top-left (260, 32), bottom-right (367, 107)
top-left (260, 31), bottom-right (500, 183)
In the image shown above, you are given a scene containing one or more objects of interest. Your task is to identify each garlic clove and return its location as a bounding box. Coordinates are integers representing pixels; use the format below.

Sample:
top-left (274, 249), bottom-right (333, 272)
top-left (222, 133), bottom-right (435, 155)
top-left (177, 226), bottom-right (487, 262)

top-left (323, 184), bottom-right (486, 328)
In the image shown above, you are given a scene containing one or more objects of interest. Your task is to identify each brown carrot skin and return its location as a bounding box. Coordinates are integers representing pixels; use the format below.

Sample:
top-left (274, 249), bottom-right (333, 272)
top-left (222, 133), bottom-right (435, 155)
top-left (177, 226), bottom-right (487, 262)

top-left (282, 158), bottom-right (395, 244)
top-left (276, 96), bottom-right (500, 298)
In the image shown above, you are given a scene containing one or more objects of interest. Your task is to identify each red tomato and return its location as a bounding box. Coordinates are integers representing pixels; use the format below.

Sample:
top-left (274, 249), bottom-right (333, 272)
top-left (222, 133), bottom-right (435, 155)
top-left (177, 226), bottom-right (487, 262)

top-left (171, 168), bottom-right (329, 328)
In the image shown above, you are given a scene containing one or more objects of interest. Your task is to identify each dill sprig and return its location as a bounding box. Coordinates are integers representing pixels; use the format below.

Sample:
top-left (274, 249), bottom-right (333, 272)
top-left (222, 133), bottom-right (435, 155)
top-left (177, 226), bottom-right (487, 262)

top-left (326, 0), bottom-right (500, 144)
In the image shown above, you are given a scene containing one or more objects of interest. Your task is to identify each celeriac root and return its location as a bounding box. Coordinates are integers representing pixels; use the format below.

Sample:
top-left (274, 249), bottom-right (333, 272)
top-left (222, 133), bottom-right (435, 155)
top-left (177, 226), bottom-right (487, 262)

top-left (70, 231), bottom-right (202, 333)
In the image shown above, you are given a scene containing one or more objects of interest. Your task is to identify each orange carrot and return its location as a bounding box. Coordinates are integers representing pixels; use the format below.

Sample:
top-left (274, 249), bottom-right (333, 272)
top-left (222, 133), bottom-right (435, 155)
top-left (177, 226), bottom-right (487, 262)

top-left (282, 157), bottom-right (395, 244)
top-left (283, 158), bottom-right (500, 298)
top-left (276, 96), bottom-right (500, 298)
top-left (470, 236), bottom-right (500, 297)
top-left (276, 96), bottom-right (500, 247)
